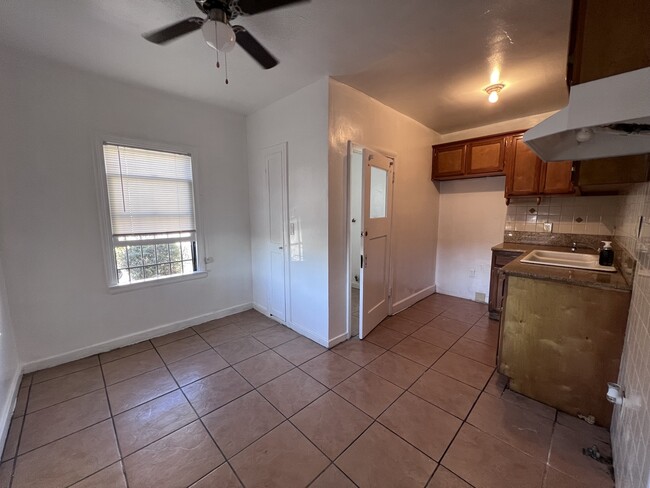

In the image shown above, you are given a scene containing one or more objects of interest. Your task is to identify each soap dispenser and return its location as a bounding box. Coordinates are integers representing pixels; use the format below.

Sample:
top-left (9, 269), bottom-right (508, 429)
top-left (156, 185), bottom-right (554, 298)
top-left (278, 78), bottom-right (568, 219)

top-left (599, 241), bottom-right (614, 266)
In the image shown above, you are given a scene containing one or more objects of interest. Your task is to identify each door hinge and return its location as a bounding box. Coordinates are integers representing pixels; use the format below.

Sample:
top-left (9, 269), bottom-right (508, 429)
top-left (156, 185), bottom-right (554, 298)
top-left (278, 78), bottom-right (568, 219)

top-left (388, 287), bottom-right (392, 298)
top-left (363, 255), bottom-right (367, 268)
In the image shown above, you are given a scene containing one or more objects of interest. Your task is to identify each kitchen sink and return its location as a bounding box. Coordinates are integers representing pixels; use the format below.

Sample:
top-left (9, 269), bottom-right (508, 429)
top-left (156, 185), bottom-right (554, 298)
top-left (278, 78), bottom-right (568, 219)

top-left (520, 249), bottom-right (616, 272)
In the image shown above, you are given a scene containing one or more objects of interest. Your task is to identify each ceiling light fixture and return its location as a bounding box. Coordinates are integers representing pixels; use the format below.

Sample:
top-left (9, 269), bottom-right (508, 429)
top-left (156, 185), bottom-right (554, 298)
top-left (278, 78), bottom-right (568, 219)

top-left (485, 83), bottom-right (505, 103)
top-left (201, 20), bottom-right (236, 53)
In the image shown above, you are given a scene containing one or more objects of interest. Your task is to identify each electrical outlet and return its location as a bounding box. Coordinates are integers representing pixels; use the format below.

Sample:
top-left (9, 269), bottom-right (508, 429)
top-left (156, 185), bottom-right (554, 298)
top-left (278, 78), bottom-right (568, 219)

top-left (543, 222), bottom-right (553, 233)
top-left (469, 268), bottom-right (476, 278)
top-left (475, 292), bottom-right (486, 303)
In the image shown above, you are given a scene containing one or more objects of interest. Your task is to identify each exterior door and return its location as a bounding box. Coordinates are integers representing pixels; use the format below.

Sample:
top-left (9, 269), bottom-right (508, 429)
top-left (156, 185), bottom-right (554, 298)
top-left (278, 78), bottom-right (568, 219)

top-left (266, 144), bottom-right (289, 321)
top-left (359, 148), bottom-right (393, 339)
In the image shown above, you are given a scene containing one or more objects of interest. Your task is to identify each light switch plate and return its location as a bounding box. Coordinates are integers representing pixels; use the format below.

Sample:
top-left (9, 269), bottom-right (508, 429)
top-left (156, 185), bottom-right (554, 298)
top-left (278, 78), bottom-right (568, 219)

top-left (543, 223), bottom-right (553, 233)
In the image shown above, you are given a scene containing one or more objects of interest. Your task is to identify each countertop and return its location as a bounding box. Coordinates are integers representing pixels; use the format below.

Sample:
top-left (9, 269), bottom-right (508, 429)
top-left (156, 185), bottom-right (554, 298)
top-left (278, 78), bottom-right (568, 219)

top-left (491, 242), bottom-right (632, 292)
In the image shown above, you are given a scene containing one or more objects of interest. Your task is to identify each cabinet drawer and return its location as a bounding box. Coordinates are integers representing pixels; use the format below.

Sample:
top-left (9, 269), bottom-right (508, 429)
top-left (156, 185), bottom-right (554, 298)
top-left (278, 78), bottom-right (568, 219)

top-left (494, 252), bottom-right (521, 267)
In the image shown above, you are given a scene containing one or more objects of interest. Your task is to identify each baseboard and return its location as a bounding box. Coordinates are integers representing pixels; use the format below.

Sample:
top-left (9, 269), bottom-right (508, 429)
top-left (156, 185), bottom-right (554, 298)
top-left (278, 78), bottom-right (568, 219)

top-left (0, 365), bottom-right (22, 455)
top-left (327, 331), bottom-right (349, 348)
top-left (434, 287), bottom-right (487, 303)
top-left (22, 302), bottom-right (253, 373)
top-left (391, 285), bottom-right (436, 314)
top-left (286, 321), bottom-right (329, 348)
top-left (252, 303), bottom-right (330, 348)
top-left (252, 302), bottom-right (269, 316)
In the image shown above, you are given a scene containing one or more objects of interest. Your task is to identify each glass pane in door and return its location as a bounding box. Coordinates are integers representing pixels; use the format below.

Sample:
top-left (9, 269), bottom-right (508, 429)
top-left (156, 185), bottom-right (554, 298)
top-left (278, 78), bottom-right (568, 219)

top-left (369, 166), bottom-right (388, 219)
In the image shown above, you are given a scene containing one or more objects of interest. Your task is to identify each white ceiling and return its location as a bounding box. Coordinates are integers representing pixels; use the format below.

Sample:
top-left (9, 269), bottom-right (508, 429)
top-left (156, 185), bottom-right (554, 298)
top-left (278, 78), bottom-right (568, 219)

top-left (0, 0), bottom-right (572, 134)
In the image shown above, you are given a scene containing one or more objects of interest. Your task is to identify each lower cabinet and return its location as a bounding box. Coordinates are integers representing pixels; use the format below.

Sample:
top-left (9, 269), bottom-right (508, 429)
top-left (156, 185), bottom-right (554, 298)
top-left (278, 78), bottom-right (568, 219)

top-left (499, 275), bottom-right (630, 427)
top-left (488, 250), bottom-right (522, 320)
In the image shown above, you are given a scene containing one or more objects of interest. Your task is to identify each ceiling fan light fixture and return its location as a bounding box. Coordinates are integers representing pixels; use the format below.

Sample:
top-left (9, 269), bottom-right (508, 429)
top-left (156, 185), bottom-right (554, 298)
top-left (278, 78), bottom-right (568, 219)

top-left (201, 20), bottom-right (236, 53)
top-left (485, 83), bottom-right (505, 103)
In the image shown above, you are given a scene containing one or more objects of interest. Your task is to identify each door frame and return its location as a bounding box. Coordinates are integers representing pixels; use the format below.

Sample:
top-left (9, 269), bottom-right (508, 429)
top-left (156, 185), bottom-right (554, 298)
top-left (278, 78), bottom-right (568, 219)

top-left (345, 141), bottom-right (397, 339)
top-left (264, 142), bottom-right (291, 325)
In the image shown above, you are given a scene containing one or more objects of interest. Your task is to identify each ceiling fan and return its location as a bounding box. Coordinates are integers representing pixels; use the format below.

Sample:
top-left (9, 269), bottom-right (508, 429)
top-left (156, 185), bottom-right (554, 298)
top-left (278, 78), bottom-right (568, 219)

top-left (143, 0), bottom-right (307, 69)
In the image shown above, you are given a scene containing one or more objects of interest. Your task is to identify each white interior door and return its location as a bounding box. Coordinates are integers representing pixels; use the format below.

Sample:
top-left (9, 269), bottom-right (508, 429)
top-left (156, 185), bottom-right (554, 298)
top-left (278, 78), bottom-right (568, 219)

top-left (359, 148), bottom-right (393, 339)
top-left (266, 144), bottom-right (289, 321)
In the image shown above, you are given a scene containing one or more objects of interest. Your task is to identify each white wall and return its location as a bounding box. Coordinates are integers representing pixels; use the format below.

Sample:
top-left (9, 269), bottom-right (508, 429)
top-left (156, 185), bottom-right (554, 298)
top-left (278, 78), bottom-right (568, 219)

top-left (0, 253), bottom-right (20, 455)
top-left (436, 177), bottom-right (507, 300)
top-left (434, 111), bottom-right (557, 301)
top-left (328, 80), bottom-right (439, 343)
top-left (0, 48), bottom-right (22, 449)
top-left (0, 47), bottom-right (252, 368)
top-left (246, 78), bottom-right (330, 345)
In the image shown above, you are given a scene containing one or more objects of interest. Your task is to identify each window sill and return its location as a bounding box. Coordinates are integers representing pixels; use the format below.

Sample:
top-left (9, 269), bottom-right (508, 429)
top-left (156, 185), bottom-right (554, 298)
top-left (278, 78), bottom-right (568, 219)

top-left (107, 271), bottom-right (208, 294)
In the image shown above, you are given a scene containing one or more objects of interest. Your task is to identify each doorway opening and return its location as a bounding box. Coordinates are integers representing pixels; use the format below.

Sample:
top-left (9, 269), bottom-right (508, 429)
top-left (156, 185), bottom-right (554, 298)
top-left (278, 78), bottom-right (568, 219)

top-left (349, 146), bottom-right (363, 337)
top-left (347, 142), bottom-right (395, 340)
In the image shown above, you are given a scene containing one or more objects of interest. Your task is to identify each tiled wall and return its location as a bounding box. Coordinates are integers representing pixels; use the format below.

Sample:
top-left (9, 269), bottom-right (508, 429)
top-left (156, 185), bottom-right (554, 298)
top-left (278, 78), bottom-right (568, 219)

top-left (505, 195), bottom-right (620, 235)
top-left (611, 182), bottom-right (650, 488)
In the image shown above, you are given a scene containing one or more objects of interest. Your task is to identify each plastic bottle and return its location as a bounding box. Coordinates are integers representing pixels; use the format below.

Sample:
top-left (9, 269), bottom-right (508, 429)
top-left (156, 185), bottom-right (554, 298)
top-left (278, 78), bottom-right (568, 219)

top-left (599, 241), bottom-right (614, 266)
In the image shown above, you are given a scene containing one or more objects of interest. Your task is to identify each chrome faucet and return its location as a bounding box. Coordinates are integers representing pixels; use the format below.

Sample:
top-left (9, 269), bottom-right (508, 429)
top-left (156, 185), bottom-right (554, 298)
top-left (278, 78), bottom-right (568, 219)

top-left (571, 242), bottom-right (600, 253)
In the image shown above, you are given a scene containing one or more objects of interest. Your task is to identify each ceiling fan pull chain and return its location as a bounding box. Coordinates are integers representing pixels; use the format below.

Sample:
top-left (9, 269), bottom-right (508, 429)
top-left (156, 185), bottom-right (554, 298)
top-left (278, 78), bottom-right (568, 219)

top-left (215, 22), bottom-right (221, 68)
top-left (225, 52), bottom-right (229, 84)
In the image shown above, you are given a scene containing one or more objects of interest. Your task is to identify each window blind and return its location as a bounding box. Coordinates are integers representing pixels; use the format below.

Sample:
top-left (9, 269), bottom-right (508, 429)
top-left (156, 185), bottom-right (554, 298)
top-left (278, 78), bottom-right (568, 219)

top-left (103, 144), bottom-right (196, 236)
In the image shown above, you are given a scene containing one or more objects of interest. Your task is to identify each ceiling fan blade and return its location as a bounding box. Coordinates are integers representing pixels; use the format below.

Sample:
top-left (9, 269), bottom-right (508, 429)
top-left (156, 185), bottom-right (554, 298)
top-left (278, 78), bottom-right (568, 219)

top-left (233, 0), bottom-right (308, 15)
top-left (143, 17), bottom-right (205, 44)
top-left (233, 26), bottom-right (278, 69)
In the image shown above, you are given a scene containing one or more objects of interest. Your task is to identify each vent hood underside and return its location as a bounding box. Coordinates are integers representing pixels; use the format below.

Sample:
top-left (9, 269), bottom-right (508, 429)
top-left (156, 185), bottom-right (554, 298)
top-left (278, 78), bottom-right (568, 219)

top-left (524, 67), bottom-right (650, 162)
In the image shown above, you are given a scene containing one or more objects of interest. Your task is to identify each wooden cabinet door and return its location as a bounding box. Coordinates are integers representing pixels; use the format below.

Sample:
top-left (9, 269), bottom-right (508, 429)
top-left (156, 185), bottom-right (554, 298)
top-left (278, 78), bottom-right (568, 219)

top-left (467, 137), bottom-right (505, 175)
top-left (569, 0), bottom-right (650, 86)
top-left (505, 136), bottom-right (542, 197)
top-left (432, 144), bottom-right (465, 179)
top-left (489, 250), bottom-right (522, 320)
top-left (541, 161), bottom-right (574, 194)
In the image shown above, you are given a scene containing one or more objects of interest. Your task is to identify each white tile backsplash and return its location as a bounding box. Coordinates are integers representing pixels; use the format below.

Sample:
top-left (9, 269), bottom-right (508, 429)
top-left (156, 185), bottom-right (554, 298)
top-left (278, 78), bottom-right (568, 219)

top-left (505, 195), bottom-right (621, 235)
top-left (611, 181), bottom-right (650, 488)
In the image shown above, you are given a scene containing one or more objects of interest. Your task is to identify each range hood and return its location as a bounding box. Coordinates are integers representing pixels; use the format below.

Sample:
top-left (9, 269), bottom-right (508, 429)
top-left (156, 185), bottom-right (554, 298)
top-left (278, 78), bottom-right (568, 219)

top-left (524, 67), bottom-right (650, 161)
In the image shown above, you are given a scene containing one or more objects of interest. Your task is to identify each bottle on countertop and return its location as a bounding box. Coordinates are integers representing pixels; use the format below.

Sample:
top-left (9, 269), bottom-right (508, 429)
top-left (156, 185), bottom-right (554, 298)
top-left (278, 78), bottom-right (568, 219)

top-left (599, 241), bottom-right (614, 266)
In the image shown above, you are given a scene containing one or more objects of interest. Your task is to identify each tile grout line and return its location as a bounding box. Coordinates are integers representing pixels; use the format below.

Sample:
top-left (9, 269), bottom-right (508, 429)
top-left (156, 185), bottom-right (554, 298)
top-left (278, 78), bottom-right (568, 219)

top-left (98, 356), bottom-right (129, 488)
top-left (357, 301), bottom-right (492, 486)
top-left (8, 301), bottom-right (569, 488)
top-left (1, 314), bottom-right (311, 487)
top-left (151, 341), bottom-right (250, 488)
top-left (5, 380), bottom-right (33, 488)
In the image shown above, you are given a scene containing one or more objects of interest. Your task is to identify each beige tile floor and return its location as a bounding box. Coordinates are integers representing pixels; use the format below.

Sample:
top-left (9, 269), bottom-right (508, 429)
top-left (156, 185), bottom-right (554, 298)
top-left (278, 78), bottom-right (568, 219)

top-left (0, 293), bottom-right (615, 488)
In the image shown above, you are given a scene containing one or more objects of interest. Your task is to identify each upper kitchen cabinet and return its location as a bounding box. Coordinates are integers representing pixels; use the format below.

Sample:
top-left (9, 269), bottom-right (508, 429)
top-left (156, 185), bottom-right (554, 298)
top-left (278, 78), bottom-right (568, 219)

top-left (567, 0), bottom-right (650, 86)
top-left (432, 133), bottom-right (510, 181)
top-left (432, 143), bottom-right (466, 179)
top-left (505, 134), bottom-right (574, 203)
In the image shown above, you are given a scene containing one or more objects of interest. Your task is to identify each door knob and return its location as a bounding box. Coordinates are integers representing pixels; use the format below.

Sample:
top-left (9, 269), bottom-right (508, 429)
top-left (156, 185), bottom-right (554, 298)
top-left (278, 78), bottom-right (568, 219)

top-left (278, 246), bottom-right (283, 250)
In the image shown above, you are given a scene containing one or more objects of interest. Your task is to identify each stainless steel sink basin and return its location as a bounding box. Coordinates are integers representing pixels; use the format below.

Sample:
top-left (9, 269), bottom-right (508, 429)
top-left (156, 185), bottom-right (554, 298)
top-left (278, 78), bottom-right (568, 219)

top-left (520, 250), bottom-right (616, 272)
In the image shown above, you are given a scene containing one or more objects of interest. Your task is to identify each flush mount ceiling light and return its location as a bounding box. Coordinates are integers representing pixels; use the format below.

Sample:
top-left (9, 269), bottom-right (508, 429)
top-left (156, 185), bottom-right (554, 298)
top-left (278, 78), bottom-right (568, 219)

top-left (484, 83), bottom-right (505, 103)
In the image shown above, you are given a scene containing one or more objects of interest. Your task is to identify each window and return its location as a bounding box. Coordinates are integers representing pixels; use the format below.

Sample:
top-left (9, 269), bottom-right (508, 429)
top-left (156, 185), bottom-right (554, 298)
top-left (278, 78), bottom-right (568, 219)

top-left (100, 142), bottom-right (200, 287)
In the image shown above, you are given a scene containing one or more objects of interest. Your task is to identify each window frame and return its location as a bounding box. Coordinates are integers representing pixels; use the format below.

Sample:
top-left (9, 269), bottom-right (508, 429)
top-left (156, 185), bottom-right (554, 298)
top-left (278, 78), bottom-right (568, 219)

top-left (93, 135), bottom-right (207, 293)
